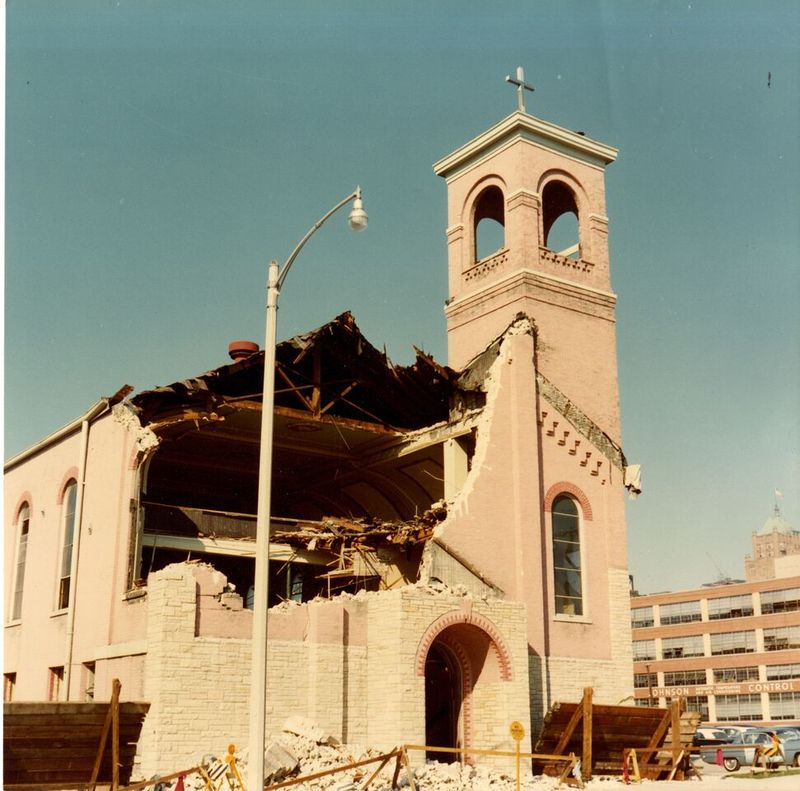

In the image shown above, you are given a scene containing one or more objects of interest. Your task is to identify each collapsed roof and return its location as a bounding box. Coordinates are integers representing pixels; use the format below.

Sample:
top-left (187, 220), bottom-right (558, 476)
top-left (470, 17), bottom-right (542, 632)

top-left (133, 311), bottom-right (461, 432)
top-left (130, 312), bottom-right (480, 530)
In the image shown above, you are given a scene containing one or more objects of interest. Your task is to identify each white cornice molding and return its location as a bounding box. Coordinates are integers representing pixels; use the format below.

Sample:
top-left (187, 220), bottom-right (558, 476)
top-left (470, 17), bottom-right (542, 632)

top-left (446, 267), bottom-right (617, 314)
top-left (433, 111), bottom-right (618, 178)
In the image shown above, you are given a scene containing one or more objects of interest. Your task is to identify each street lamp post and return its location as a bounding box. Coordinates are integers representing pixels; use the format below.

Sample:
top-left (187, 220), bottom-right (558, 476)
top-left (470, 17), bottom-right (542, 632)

top-left (248, 188), bottom-right (368, 791)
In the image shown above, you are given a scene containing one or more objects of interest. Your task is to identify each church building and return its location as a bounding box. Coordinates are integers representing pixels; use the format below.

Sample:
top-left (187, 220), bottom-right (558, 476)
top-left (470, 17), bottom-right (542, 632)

top-left (4, 77), bottom-right (639, 775)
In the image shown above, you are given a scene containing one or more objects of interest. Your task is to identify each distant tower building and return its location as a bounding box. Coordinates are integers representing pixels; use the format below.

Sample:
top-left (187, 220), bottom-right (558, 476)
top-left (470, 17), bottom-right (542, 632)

top-left (745, 506), bottom-right (800, 581)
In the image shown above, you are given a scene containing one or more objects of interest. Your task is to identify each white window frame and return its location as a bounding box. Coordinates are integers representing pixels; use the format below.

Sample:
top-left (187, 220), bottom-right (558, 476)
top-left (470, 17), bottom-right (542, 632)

top-left (9, 504), bottom-right (31, 623)
top-left (551, 495), bottom-right (590, 622)
top-left (56, 481), bottom-right (78, 611)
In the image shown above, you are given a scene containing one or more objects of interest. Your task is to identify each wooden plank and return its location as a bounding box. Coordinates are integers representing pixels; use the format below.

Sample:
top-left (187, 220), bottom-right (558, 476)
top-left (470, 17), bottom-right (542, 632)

top-left (89, 682), bottom-right (116, 791)
top-left (5, 749), bottom-right (138, 766)
top-left (112, 679), bottom-right (121, 791)
top-left (4, 702), bottom-right (149, 717)
top-left (582, 687), bottom-right (593, 781)
top-left (553, 699), bottom-right (585, 755)
top-left (401, 748), bottom-right (417, 791)
top-left (545, 702), bottom-right (668, 721)
top-left (264, 750), bottom-right (403, 791)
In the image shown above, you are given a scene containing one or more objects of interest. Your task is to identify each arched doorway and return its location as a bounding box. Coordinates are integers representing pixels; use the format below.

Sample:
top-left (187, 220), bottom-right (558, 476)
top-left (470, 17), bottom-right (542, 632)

top-left (417, 610), bottom-right (514, 764)
top-left (424, 642), bottom-right (461, 762)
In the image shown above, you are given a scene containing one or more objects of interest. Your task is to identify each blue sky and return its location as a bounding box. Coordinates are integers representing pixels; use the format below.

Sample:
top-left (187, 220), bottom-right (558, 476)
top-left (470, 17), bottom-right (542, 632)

top-left (5, 1), bottom-right (799, 593)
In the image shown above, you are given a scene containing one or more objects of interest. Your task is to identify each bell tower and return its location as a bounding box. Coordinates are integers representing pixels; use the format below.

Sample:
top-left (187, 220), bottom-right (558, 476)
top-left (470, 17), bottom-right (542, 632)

top-left (434, 71), bottom-right (621, 440)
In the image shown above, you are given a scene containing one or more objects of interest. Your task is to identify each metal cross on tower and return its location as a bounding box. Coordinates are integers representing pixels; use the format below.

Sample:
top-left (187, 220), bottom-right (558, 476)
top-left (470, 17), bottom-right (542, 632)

top-left (505, 66), bottom-right (535, 112)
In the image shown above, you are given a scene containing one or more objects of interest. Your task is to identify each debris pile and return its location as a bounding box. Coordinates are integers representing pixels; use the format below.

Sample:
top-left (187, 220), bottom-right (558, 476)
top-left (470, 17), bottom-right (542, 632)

top-left (178, 717), bottom-right (563, 791)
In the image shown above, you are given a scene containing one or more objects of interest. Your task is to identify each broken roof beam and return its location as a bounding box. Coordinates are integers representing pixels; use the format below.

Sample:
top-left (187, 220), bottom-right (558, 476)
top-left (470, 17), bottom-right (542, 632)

top-left (354, 414), bottom-right (482, 468)
top-left (140, 533), bottom-right (334, 565)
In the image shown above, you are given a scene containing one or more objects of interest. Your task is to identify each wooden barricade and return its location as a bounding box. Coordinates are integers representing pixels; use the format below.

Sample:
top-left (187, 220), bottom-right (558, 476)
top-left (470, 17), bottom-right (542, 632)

top-left (3, 678), bottom-right (149, 790)
top-left (534, 688), bottom-right (700, 781)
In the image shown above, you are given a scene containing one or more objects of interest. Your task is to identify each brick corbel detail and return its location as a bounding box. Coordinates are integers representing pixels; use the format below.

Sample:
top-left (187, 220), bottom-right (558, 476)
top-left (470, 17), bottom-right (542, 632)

top-left (543, 481), bottom-right (593, 520)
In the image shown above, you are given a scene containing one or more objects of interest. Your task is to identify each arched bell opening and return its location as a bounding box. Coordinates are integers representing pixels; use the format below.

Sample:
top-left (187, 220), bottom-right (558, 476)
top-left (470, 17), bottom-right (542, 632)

top-left (472, 185), bottom-right (505, 262)
top-left (542, 181), bottom-right (580, 259)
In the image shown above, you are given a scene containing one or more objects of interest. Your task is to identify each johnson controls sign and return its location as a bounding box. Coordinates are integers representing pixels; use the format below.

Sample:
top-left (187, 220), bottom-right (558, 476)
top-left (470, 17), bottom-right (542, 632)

top-left (651, 680), bottom-right (797, 698)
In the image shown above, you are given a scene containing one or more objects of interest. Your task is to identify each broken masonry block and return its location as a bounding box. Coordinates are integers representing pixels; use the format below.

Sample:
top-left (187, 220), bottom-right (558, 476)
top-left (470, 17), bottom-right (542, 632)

top-left (282, 715), bottom-right (338, 745)
top-left (263, 740), bottom-right (299, 785)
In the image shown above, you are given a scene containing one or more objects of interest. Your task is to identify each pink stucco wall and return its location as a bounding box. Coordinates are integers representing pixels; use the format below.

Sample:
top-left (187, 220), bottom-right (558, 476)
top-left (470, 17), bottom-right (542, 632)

top-left (4, 410), bottom-right (145, 701)
top-left (434, 321), bottom-right (628, 662)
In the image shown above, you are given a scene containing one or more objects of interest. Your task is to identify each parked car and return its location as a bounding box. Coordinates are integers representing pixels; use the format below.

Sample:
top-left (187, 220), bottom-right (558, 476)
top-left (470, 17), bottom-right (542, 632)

top-left (693, 727), bottom-right (731, 746)
top-left (717, 724), bottom-right (758, 741)
top-left (701, 729), bottom-right (800, 771)
top-left (777, 732), bottom-right (800, 767)
top-left (773, 726), bottom-right (800, 741)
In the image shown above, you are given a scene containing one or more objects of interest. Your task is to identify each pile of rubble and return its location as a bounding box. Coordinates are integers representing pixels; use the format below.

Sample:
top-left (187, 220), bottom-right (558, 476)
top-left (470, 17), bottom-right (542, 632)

top-left (179, 717), bottom-right (563, 791)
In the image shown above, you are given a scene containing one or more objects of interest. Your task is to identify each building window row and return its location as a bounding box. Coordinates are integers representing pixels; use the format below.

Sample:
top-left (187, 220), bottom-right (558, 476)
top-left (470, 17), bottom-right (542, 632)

top-left (707, 594), bottom-right (754, 621)
top-left (634, 672), bottom-right (658, 689)
top-left (764, 626), bottom-right (800, 652)
top-left (633, 640), bottom-right (656, 662)
top-left (710, 630), bottom-right (756, 656)
top-left (761, 587), bottom-right (800, 615)
top-left (662, 635), bottom-right (704, 659)
top-left (715, 693), bottom-right (762, 722)
top-left (632, 587), bottom-right (800, 629)
top-left (714, 666), bottom-right (759, 683)
top-left (766, 663), bottom-right (800, 681)
top-left (631, 606), bottom-right (654, 629)
top-left (770, 691), bottom-right (800, 720)
top-left (664, 669), bottom-right (708, 686)
top-left (635, 626), bottom-right (800, 661)
top-left (659, 600), bottom-right (702, 625)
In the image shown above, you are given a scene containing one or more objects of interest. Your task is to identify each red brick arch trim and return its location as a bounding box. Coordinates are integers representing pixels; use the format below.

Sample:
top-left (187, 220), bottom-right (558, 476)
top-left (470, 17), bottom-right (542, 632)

top-left (436, 632), bottom-right (475, 757)
top-left (56, 468), bottom-right (80, 504)
top-left (13, 493), bottom-right (34, 522)
top-left (415, 610), bottom-right (513, 681)
top-left (543, 482), bottom-right (593, 520)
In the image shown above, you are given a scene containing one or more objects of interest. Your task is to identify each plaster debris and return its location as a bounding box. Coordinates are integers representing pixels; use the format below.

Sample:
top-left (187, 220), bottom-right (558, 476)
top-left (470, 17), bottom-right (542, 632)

top-left (178, 727), bottom-right (564, 791)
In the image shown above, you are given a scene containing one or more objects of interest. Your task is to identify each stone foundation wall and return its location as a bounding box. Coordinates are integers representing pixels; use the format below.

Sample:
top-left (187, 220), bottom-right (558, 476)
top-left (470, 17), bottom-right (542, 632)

top-left (137, 566), bottom-right (532, 777)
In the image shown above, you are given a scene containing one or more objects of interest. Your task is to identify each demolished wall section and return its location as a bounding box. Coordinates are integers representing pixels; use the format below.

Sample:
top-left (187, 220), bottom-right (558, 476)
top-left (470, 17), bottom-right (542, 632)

top-left (137, 563), bottom-right (529, 775)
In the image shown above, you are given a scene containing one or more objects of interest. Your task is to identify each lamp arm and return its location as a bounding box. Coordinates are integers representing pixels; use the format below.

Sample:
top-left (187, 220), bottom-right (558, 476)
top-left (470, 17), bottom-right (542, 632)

top-left (277, 188), bottom-right (360, 290)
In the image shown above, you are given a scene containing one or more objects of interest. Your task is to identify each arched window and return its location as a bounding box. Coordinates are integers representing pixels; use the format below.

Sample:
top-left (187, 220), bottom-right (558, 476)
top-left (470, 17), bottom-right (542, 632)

top-left (542, 181), bottom-right (580, 258)
top-left (58, 481), bottom-right (78, 610)
top-left (11, 505), bottom-right (31, 621)
top-left (552, 495), bottom-right (583, 616)
top-left (473, 185), bottom-right (505, 262)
